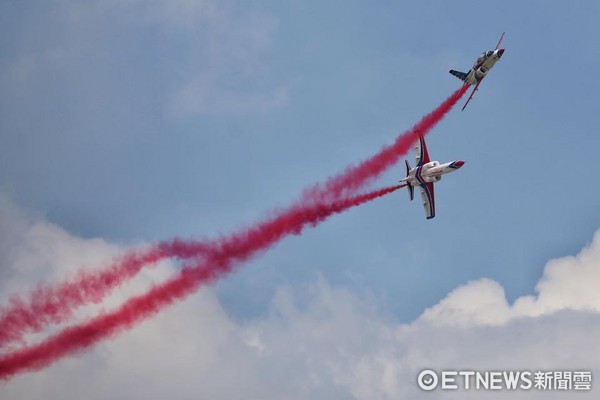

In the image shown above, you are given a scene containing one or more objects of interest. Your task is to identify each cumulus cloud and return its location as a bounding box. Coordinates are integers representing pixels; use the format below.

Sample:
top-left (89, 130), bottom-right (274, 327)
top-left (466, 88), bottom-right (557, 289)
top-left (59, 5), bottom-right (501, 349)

top-left (0, 197), bottom-right (175, 346)
top-left (0, 196), bottom-right (598, 399)
top-left (422, 230), bottom-right (600, 327)
top-left (0, 197), bottom-right (122, 292)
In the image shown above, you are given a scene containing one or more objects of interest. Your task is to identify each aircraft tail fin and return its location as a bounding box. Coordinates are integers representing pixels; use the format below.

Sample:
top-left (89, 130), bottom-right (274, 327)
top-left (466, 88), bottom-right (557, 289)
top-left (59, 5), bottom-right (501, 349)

top-left (449, 69), bottom-right (468, 82)
top-left (404, 160), bottom-right (414, 201)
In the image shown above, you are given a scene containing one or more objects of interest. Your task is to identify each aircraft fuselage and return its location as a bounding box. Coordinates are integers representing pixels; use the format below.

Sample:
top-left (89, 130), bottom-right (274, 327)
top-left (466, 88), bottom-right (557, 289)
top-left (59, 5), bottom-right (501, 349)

top-left (464, 48), bottom-right (504, 85)
top-left (402, 160), bottom-right (465, 187)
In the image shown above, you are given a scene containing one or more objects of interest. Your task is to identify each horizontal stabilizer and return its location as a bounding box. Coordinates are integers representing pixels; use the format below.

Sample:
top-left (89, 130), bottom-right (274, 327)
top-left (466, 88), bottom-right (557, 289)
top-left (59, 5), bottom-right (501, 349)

top-left (449, 69), bottom-right (468, 82)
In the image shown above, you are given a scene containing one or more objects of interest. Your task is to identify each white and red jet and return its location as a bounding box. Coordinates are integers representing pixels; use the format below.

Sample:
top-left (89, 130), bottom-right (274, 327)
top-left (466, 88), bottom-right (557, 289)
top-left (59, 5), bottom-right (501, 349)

top-left (401, 134), bottom-right (465, 219)
top-left (449, 32), bottom-right (506, 111)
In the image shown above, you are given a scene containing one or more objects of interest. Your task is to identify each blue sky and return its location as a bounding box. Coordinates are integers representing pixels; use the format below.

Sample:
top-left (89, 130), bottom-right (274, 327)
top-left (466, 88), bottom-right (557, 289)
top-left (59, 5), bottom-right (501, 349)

top-left (1, 1), bottom-right (600, 398)
top-left (1, 0), bottom-right (598, 317)
top-left (1, 0), bottom-right (599, 319)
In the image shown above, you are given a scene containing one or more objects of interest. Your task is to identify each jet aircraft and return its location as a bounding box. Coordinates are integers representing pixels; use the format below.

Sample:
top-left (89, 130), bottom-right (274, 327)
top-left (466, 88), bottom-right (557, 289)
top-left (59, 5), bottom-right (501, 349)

top-left (401, 134), bottom-right (465, 219)
top-left (449, 32), bottom-right (505, 111)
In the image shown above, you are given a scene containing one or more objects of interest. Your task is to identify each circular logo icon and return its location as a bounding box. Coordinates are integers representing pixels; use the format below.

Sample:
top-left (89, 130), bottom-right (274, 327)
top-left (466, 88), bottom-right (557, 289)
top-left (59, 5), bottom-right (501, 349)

top-left (418, 369), bottom-right (438, 391)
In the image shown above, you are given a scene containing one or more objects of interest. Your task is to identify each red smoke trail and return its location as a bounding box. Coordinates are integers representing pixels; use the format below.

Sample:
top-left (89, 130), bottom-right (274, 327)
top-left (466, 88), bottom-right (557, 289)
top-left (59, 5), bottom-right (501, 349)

top-left (0, 239), bottom-right (209, 349)
top-left (302, 85), bottom-right (469, 202)
top-left (0, 86), bottom-right (467, 351)
top-left (0, 185), bottom-right (403, 379)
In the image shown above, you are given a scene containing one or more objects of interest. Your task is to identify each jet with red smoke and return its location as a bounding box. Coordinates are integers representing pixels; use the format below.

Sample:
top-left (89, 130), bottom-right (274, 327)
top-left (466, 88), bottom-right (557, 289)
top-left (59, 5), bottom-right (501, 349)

top-left (449, 32), bottom-right (506, 111)
top-left (401, 134), bottom-right (465, 219)
top-left (0, 86), bottom-right (469, 380)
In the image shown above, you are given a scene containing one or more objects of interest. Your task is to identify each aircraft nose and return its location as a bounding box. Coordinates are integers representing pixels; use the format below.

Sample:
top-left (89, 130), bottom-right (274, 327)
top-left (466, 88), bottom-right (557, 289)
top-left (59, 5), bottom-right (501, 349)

top-left (497, 48), bottom-right (505, 58)
top-left (453, 160), bottom-right (465, 168)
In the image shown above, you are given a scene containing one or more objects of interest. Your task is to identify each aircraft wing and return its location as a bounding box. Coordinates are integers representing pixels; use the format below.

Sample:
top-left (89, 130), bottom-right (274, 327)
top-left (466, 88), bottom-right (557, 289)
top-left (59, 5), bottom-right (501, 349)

top-left (461, 82), bottom-right (481, 111)
top-left (418, 182), bottom-right (436, 219)
top-left (415, 134), bottom-right (431, 166)
top-left (495, 32), bottom-right (505, 50)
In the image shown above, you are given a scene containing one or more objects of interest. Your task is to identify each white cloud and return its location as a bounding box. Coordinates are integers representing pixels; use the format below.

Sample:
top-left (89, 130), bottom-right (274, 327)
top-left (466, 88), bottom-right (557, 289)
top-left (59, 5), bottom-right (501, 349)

top-left (0, 197), bottom-right (598, 399)
top-left (0, 197), bottom-right (123, 293)
top-left (422, 230), bottom-right (600, 327)
top-left (0, 197), bottom-right (175, 349)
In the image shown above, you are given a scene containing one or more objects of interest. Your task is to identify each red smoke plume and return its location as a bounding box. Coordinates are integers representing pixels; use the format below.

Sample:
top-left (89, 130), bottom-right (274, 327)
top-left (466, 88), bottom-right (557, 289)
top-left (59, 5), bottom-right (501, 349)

top-left (0, 185), bottom-right (403, 379)
top-left (0, 86), bottom-right (468, 377)
top-left (302, 85), bottom-right (469, 202)
top-left (0, 239), bottom-right (211, 349)
top-left (0, 86), bottom-right (467, 349)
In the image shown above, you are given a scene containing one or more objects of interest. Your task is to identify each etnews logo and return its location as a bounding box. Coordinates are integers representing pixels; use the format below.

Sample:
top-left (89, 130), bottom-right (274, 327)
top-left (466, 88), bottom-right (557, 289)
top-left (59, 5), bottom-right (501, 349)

top-left (417, 369), bottom-right (592, 391)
